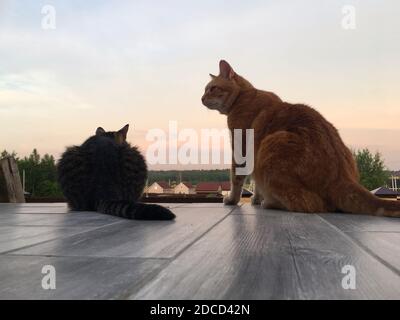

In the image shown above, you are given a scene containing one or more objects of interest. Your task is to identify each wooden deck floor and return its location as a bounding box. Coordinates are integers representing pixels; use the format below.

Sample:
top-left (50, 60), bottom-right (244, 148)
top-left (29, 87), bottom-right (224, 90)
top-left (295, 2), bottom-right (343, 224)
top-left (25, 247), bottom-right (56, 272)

top-left (0, 203), bottom-right (400, 300)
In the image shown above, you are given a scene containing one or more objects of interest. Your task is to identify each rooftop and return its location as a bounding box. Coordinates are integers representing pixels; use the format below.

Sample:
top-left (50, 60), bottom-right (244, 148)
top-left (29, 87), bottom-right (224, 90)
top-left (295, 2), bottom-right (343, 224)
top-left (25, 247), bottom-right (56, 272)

top-left (177, 181), bottom-right (193, 188)
top-left (196, 181), bottom-right (231, 192)
top-left (1, 203), bottom-right (400, 299)
top-left (152, 181), bottom-right (171, 189)
top-left (371, 187), bottom-right (399, 196)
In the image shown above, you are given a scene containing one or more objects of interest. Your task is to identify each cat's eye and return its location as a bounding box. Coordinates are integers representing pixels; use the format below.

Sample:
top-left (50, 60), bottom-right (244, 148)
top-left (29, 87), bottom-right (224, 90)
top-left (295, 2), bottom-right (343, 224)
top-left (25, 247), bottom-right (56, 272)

top-left (209, 86), bottom-right (217, 92)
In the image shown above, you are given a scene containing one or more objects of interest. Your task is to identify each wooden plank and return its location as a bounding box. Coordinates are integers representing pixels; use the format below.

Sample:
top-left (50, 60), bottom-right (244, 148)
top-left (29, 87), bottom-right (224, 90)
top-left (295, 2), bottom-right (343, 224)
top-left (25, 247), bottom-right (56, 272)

top-left (320, 213), bottom-right (400, 232)
top-left (0, 225), bottom-right (98, 253)
top-left (0, 212), bottom-right (123, 227)
top-left (346, 232), bottom-right (400, 273)
top-left (133, 209), bottom-right (400, 299)
top-left (0, 255), bottom-right (166, 299)
top-left (0, 203), bottom-right (68, 207)
top-left (0, 206), bottom-right (70, 214)
top-left (0, 157), bottom-right (25, 203)
top-left (174, 203), bottom-right (237, 208)
top-left (11, 207), bottom-right (234, 258)
top-left (230, 205), bottom-right (285, 216)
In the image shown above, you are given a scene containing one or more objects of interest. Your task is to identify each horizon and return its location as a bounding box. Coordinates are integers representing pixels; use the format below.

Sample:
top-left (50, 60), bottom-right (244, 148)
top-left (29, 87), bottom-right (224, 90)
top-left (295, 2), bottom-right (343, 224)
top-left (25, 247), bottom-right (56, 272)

top-left (1, 1), bottom-right (399, 169)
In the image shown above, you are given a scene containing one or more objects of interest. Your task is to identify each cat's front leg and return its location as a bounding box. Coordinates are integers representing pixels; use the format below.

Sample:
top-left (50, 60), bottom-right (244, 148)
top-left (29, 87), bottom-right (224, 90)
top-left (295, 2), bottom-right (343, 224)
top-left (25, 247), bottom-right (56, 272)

top-left (223, 166), bottom-right (246, 205)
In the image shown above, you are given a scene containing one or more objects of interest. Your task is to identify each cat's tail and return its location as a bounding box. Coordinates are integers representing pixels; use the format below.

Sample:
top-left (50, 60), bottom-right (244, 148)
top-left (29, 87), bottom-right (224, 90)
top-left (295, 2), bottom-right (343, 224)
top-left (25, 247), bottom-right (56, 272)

top-left (96, 200), bottom-right (176, 220)
top-left (331, 181), bottom-right (400, 217)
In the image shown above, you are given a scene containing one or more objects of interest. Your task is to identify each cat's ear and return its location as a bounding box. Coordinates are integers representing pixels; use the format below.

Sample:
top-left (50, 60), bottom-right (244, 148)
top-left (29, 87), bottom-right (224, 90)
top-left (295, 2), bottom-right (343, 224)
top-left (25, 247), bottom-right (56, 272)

top-left (115, 124), bottom-right (129, 145)
top-left (96, 127), bottom-right (105, 136)
top-left (209, 73), bottom-right (217, 79)
top-left (118, 124), bottom-right (129, 140)
top-left (219, 60), bottom-right (235, 80)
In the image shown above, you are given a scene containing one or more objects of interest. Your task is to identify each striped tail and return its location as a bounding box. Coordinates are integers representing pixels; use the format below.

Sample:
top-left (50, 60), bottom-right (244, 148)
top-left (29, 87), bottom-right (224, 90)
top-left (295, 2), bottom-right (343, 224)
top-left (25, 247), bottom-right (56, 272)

top-left (97, 200), bottom-right (175, 220)
top-left (332, 181), bottom-right (400, 218)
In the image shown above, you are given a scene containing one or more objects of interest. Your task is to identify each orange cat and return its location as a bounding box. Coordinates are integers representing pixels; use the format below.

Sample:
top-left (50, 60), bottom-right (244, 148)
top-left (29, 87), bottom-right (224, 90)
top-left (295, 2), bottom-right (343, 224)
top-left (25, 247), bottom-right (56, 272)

top-left (202, 60), bottom-right (400, 217)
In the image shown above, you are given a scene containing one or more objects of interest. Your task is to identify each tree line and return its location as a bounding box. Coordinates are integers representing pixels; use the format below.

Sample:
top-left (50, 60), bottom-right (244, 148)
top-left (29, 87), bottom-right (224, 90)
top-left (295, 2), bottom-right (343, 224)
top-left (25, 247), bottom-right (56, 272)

top-left (1, 149), bottom-right (62, 197)
top-left (0, 148), bottom-right (392, 198)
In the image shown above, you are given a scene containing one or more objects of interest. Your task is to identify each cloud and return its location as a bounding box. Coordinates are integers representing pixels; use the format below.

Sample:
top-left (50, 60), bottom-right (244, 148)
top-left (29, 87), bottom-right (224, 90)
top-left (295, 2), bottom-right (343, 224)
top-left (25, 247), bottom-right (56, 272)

top-left (0, 71), bottom-right (94, 115)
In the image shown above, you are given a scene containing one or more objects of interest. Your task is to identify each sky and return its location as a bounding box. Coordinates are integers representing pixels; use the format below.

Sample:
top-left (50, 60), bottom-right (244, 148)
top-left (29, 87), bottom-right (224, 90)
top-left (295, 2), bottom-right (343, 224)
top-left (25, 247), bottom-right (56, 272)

top-left (0, 0), bottom-right (399, 169)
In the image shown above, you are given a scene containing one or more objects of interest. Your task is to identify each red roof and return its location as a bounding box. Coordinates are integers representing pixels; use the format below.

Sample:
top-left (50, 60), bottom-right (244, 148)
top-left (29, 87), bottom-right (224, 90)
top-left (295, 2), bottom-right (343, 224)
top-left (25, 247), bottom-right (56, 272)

top-left (220, 181), bottom-right (231, 191)
top-left (196, 181), bottom-right (231, 192)
top-left (156, 181), bottom-right (171, 189)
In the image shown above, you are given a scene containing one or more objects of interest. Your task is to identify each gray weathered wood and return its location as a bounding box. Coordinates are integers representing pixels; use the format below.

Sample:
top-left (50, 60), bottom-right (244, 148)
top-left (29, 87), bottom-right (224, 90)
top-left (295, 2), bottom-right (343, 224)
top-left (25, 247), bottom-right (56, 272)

top-left (0, 255), bottom-right (166, 299)
top-left (12, 207), bottom-right (234, 258)
top-left (0, 225), bottom-right (98, 253)
top-left (319, 213), bottom-right (400, 232)
top-left (0, 206), bottom-right (70, 214)
top-left (133, 210), bottom-right (400, 299)
top-left (0, 157), bottom-right (25, 203)
top-left (230, 204), bottom-right (284, 216)
top-left (0, 203), bottom-right (67, 207)
top-left (2, 203), bottom-right (400, 300)
top-left (346, 232), bottom-right (400, 273)
top-left (173, 203), bottom-right (234, 208)
top-left (0, 212), bottom-right (123, 227)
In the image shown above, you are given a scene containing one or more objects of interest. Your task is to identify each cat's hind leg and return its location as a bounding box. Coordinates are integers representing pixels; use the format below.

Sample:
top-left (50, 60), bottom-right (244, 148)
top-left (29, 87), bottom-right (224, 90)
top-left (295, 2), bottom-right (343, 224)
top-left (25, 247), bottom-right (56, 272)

top-left (260, 191), bottom-right (286, 210)
top-left (266, 181), bottom-right (327, 213)
top-left (255, 131), bottom-right (328, 213)
top-left (250, 182), bottom-right (264, 205)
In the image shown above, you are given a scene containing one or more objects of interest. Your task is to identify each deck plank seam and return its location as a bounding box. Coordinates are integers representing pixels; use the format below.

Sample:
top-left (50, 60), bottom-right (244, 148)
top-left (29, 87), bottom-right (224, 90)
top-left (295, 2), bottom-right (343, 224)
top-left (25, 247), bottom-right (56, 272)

top-left (2, 252), bottom-right (171, 261)
top-left (162, 205), bottom-right (239, 261)
top-left (118, 205), bottom-right (241, 299)
top-left (316, 214), bottom-right (400, 277)
top-left (0, 220), bottom-right (126, 256)
top-left (285, 229), bottom-right (306, 299)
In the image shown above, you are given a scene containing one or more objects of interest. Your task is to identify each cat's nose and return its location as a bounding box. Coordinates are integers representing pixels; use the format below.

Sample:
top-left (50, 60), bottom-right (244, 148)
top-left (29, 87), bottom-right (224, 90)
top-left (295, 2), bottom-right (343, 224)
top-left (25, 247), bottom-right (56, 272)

top-left (201, 96), bottom-right (206, 103)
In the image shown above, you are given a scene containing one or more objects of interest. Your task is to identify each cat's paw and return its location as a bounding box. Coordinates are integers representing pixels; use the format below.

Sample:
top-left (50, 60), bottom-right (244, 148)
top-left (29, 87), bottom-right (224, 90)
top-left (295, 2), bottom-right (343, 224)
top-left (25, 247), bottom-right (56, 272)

top-left (260, 200), bottom-right (269, 209)
top-left (251, 195), bottom-right (262, 206)
top-left (223, 195), bottom-right (240, 206)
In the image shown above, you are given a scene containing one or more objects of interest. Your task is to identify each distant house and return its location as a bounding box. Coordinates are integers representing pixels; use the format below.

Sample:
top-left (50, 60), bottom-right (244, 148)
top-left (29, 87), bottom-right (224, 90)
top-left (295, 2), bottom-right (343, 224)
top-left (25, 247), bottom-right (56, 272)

top-left (195, 181), bottom-right (253, 198)
top-left (146, 181), bottom-right (173, 194)
top-left (219, 181), bottom-right (231, 196)
top-left (196, 181), bottom-right (227, 196)
top-left (193, 181), bottom-right (228, 196)
top-left (174, 182), bottom-right (196, 194)
top-left (371, 187), bottom-right (399, 200)
top-left (388, 171), bottom-right (400, 192)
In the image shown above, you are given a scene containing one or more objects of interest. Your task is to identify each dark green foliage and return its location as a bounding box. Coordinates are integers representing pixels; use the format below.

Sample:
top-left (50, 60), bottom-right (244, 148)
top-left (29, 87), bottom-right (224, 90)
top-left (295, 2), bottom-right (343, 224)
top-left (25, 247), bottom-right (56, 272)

top-left (9, 147), bottom-right (390, 196)
top-left (352, 148), bottom-right (390, 191)
top-left (0, 150), bottom-right (18, 160)
top-left (1, 149), bottom-right (63, 197)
